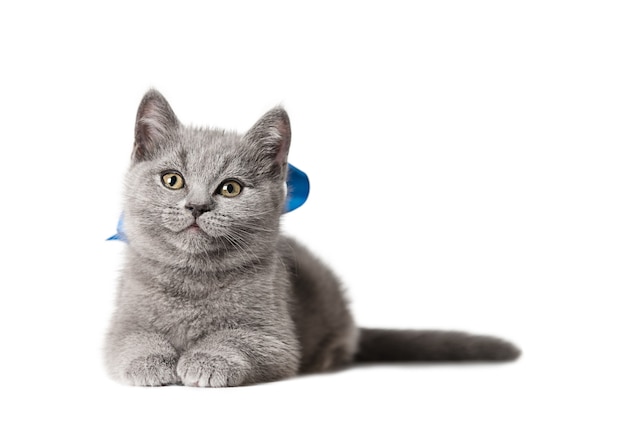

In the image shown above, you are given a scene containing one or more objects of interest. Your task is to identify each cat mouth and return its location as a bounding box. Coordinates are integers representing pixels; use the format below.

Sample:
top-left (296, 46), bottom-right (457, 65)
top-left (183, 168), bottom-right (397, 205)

top-left (181, 222), bottom-right (204, 234)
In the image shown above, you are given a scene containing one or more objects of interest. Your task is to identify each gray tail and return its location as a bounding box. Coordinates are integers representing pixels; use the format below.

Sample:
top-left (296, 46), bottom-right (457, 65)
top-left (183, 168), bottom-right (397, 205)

top-left (355, 328), bottom-right (521, 362)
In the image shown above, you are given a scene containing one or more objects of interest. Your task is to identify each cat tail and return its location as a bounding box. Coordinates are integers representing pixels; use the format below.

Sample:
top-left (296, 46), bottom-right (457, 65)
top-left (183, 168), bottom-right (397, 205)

top-left (354, 328), bottom-right (521, 362)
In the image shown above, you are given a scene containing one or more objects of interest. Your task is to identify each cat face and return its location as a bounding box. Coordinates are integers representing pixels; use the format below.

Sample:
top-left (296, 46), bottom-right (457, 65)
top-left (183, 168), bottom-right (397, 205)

top-left (122, 90), bottom-right (291, 270)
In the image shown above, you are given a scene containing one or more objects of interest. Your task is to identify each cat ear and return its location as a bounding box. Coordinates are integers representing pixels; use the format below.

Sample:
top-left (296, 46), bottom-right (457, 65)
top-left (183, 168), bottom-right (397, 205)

top-left (243, 107), bottom-right (291, 177)
top-left (132, 89), bottom-right (180, 162)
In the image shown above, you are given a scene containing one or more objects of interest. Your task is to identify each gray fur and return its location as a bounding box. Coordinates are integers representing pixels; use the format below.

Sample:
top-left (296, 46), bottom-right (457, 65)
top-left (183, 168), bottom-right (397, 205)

top-left (104, 90), bottom-right (520, 387)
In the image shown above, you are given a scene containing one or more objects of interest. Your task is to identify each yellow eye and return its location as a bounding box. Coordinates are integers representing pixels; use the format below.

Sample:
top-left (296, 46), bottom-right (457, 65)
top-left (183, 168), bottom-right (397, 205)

top-left (219, 180), bottom-right (242, 198)
top-left (161, 172), bottom-right (185, 190)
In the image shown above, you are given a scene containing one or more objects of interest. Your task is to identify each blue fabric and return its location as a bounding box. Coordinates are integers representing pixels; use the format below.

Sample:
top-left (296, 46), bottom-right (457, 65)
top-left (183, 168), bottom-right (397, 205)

top-left (284, 163), bottom-right (310, 213)
top-left (108, 163), bottom-right (309, 242)
top-left (106, 214), bottom-right (127, 242)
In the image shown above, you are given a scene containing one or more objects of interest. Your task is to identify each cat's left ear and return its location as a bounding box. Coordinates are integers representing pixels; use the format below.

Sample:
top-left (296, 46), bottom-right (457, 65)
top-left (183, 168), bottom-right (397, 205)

top-left (243, 107), bottom-right (291, 178)
top-left (132, 89), bottom-right (180, 163)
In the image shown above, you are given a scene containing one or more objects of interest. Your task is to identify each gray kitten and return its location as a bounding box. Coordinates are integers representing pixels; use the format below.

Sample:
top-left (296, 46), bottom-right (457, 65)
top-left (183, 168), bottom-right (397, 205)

top-left (104, 90), bottom-right (520, 387)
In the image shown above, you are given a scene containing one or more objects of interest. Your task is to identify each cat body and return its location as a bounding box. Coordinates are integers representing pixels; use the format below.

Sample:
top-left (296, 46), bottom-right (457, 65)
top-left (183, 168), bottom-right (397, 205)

top-left (105, 90), bottom-right (519, 387)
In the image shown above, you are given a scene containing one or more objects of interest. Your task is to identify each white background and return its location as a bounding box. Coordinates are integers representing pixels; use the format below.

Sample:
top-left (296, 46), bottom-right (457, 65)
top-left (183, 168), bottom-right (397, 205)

top-left (1, 1), bottom-right (624, 441)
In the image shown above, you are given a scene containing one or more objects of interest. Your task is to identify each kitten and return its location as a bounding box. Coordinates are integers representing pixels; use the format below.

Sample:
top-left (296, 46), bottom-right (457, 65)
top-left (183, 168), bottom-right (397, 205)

top-left (104, 90), bottom-right (520, 387)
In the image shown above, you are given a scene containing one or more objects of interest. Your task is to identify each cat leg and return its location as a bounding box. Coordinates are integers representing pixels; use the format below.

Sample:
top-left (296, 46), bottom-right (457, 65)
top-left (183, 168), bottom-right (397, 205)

top-left (105, 328), bottom-right (180, 386)
top-left (177, 329), bottom-right (300, 387)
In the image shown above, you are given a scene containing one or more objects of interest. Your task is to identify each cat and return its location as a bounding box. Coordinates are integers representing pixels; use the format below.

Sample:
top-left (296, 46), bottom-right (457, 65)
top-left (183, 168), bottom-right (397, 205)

top-left (104, 89), bottom-right (521, 387)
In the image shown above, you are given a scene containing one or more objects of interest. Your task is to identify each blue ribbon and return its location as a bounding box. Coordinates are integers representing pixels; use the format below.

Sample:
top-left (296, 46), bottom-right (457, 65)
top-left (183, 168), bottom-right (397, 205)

top-left (283, 163), bottom-right (309, 213)
top-left (108, 163), bottom-right (309, 242)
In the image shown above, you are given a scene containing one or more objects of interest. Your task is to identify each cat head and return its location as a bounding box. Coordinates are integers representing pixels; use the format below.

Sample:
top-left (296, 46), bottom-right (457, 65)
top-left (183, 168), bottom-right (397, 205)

top-left (123, 89), bottom-right (291, 271)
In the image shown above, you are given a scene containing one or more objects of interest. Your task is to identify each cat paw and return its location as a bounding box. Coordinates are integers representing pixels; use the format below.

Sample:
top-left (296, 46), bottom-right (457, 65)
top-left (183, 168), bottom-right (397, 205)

top-left (177, 351), bottom-right (251, 387)
top-left (124, 354), bottom-right (180, 386)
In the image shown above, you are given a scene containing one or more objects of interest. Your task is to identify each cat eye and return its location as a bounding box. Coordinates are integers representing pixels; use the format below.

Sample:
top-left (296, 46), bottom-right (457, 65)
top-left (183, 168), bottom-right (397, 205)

top-left (218, 180), bottom-right (243, 198)
top-left (161, 171), bottom-right (185, 190)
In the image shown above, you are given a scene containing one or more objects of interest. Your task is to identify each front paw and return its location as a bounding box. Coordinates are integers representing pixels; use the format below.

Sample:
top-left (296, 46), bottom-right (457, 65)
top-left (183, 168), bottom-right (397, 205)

top-left (177, 351), bottom-right (251, 387)
top-left (124, 354), bottom-right (180, 386)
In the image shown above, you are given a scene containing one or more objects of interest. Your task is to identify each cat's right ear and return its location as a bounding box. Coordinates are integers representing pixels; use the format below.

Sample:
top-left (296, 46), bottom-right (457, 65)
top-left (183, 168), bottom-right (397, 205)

top-left (132, 89), bottom-right (180, 163)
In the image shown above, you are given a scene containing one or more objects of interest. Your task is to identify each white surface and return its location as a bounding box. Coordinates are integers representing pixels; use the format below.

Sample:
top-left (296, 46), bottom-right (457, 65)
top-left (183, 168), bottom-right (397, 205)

top-left (1, 1), bottom-right (624, 441)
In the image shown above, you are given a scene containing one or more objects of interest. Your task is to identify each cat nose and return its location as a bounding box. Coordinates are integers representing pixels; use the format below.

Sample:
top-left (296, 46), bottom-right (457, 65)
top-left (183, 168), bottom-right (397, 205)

top-left (185, 203), bottom-right (211, 218)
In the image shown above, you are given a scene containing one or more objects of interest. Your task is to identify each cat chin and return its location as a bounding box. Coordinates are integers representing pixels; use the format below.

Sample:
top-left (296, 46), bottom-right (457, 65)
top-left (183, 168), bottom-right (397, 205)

top-left (166, 229), bottom-right (244, 259)
top-left (172, 231), bottom-right (216, 252)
